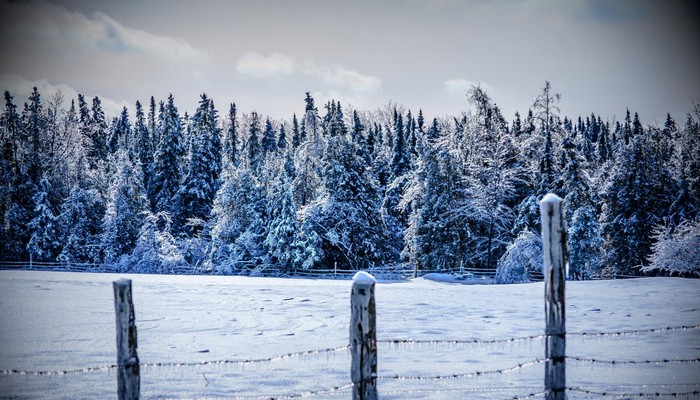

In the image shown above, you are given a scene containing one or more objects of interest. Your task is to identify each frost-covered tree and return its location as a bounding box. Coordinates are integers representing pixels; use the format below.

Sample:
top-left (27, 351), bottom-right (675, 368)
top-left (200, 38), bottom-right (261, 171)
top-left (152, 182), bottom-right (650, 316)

top-left (223, 102), bottom-right (239, 166)
top-left (209, 167), bottom-right (267, 274)
top-left (567, 205), bottom-right (603, 280)
top-left (495, 230), bottom-right (543, 284)
top-left (641, 219), bottom-right (700, 277)
top-left (127, 211), bottom-right (186, 273)
top-left (403, 143), bottom-right (471, 271)
top-left (261, 117), bottom-right (277, 156)
top-left (133, 101), bottom-right (152, 193)
top-left (27, 177), bottom-right (61, 261)
top-left (1, 91), bottom-right (34, 260)
top-left (57, 185), bottom-right (105, 264)
top-left (264, 171), bottom-right (300, 274)
top-left (301, 133), bottom-right (390, 270)
top-left (601, 132), bottom-right (675, 276)
top-left (247, 111), bottom-right (263, 175)
top-left (172, 94), bottom-right (221, 236)
top-left (150, 94), bottom-right (184, 214)
top-left (101, 151), bottom-right (149, 265)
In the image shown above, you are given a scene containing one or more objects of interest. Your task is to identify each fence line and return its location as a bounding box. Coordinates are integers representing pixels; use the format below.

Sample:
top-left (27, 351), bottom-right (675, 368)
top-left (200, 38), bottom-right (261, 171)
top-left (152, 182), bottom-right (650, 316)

top-left (4, 323), bottom-right (699, 377)
top-left (567, 387), bottom-right (700, 398)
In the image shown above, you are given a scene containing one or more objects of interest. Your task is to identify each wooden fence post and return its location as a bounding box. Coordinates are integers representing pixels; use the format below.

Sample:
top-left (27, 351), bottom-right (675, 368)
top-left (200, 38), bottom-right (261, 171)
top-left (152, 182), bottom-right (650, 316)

top-left (350, 271), bottom-right (378, 400)
top-left (113, 279), bottom-right (140, 400)
top-left (540, 194), bottom-right (567, 400)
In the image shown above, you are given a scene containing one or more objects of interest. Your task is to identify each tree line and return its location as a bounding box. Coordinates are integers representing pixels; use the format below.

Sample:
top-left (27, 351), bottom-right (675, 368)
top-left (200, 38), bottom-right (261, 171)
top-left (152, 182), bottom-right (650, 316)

top-left (1, 82), bottom-right (698, 279)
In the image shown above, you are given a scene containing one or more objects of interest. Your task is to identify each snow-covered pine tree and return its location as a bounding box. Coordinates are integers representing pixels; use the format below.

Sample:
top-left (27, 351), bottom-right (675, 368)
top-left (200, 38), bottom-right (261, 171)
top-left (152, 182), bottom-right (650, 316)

top-left (101, 150), bottom-right (149, 266)
top-left (209, 166), bottom-right (267, 274)
top-left (133, 101), bottom-right (153, 194)
top-left (150, 94), bottom-right (184, 215)
top-left (27, 177), bottom-right (61, 261)
top-left (261, 117), bottom-right (277, 156)
top-left (57, 185), bottom-right (105, 265)
top-left (223, 102), bottom-right (239, 166)
top-left (601, 129), bottom-right (676, 276)
top-left (567, 205), bottom-right (603, 280)
top-left (264, 169), bottom-right (300, 274)
top-left (300, 131), bottom-right (390, 270)
top-left (172, 94), bottom-right (221, 237)
top-left (1, 91), bottom-right (34, 260)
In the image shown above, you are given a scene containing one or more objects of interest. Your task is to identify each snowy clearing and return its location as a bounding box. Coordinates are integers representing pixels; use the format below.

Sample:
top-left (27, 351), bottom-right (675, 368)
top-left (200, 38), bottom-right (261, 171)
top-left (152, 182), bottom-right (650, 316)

top-left (0, 271), bottom-right (699, 399)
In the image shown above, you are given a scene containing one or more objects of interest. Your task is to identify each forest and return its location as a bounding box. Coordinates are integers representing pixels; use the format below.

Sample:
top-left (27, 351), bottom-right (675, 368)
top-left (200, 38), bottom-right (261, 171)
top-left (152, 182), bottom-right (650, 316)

top-left (1, 82), bottom-right (698, 281)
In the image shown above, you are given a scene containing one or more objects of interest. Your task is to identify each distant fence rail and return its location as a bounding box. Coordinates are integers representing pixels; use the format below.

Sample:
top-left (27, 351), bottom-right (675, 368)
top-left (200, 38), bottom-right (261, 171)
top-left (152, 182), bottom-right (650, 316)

top-left (0, 261), bottom-right (507, 280)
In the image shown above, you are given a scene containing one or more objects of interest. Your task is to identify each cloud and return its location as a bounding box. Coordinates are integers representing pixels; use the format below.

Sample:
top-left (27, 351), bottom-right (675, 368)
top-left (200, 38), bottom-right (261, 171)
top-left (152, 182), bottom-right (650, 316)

top-left (0, 72), bottom-right (132, 118)
top-left (444, 79), bottom-right (495, 97)
top-left (236, 52), bottom-right (381, 93)
top-left (0, 1), bottom-right (202, 60)
top-left (235, 52), bottom-right (295, 77)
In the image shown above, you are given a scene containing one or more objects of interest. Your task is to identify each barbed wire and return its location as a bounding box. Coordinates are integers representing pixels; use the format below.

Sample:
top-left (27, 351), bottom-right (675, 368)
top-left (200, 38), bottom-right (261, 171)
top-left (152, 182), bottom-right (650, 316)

top-left (378, 334), bottom-right (546, 346)
top-left (1, 345), bottom-right (350, 376)
top-left (567, 386), bottom-right (700, 397)
top-left (3, 324), bottom-right (698, 376)
top-left (377, 324), bottom-right (700, 348)
top-left (377, 358), bottom-right (545, 381)
top-left (567, 356), bottom-right (700, 365)
top-left (376, 387), bottom-right (546, 399)
top-left (568, 324), bottom-right (700, 337)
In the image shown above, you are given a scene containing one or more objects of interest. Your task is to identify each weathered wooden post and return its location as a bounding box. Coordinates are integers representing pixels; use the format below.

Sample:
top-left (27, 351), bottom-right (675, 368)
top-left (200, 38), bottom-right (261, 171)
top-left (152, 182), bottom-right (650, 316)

top-left (113, 279), bottom-right (140, 400)
top-left (350, 271), bottom-right (378, 400)
top-left (540, 193), bottom-right (567, 400)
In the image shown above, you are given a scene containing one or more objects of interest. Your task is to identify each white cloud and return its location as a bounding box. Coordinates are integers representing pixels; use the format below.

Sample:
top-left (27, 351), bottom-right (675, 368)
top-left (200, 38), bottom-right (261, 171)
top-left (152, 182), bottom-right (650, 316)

top-left (1, 2), bottom-right (201, 60)
top-left (235, 52), bottom-right (296, 77)
top-left (236, 52), bottom-right (381, 93)
top-left (444, 78), bottom-right (495, 97)
top-left (0, 72), bottom-right (132, 118)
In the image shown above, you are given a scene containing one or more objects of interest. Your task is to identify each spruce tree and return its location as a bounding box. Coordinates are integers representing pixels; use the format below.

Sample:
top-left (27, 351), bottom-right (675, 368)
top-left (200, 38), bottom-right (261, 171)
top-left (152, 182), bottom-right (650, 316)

top-left (150, 94), bottom-right (184, 214)
top-left (27, 177), bottom-right (61, 261)
top-left (172, 94), bottom-right (221, 236)
top-left (223, 102), bottom-right (239, 166)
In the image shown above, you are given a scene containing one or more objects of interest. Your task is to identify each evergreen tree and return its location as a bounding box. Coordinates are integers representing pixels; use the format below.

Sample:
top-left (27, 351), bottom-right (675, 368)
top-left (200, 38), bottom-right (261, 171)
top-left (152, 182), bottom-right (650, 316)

top-left (261, 117), bottom-right (277, 155)
top-left (82, 96), bottom-right (108, 171)
top-left (277, 123), bottom-right (288, 150)
top-left (264, 171), bottom-right (300, 274)
top-left (1, 91), bottom-right (34, 260)
top-left (301, 134), bottom-right (390, 270)
top-left (567, 205), bottom-right (603, 280)
top-left (23, 87), bottom-right (44, 185)
top-left (150, 94), bottom-right (184, 214)
top-left (224, 102), bottom-right (239, 166)
top-left (247, 111), bottom-right (263, 174)
top-left (291, 113), bottom-right (301, 148)
top-left (209, 167), bottom-right (267, 274)
top-left (27, 177), bottom-right (61, 261)
top-left (133, 101), bottom-right (152, 194)
top-left (101, 150), bottom-right (149, 265)
top-left (57, 185), bottom-right (105, 264)
top-left (601, 133), bottom-right (676, 276)
top-left (172, 94), bottom-right (221, 236)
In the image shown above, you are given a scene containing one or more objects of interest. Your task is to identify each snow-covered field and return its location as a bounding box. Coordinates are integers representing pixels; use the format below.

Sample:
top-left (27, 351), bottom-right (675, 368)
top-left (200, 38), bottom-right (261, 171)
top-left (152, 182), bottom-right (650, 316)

top-left (1, 271), bottom-right (699, 399)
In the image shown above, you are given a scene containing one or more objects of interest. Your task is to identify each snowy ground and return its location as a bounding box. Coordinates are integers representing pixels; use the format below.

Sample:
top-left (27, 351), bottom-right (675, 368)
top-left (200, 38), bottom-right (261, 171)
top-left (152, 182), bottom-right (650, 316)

top-left (0, 271), bottom-right (699, 399)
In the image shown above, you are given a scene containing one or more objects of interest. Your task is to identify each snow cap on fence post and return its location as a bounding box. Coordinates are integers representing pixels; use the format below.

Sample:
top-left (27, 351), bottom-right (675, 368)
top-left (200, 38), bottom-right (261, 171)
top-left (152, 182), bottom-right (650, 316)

top-left (350, 271), bottom-right (378, 400)
top-left (540, 193), bottom-right (566, 400)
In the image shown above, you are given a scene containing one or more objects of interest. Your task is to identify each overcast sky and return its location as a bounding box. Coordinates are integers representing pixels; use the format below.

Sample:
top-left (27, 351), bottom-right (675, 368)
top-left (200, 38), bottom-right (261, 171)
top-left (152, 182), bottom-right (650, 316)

top-left (1, 0), bottom-right (698, 125)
